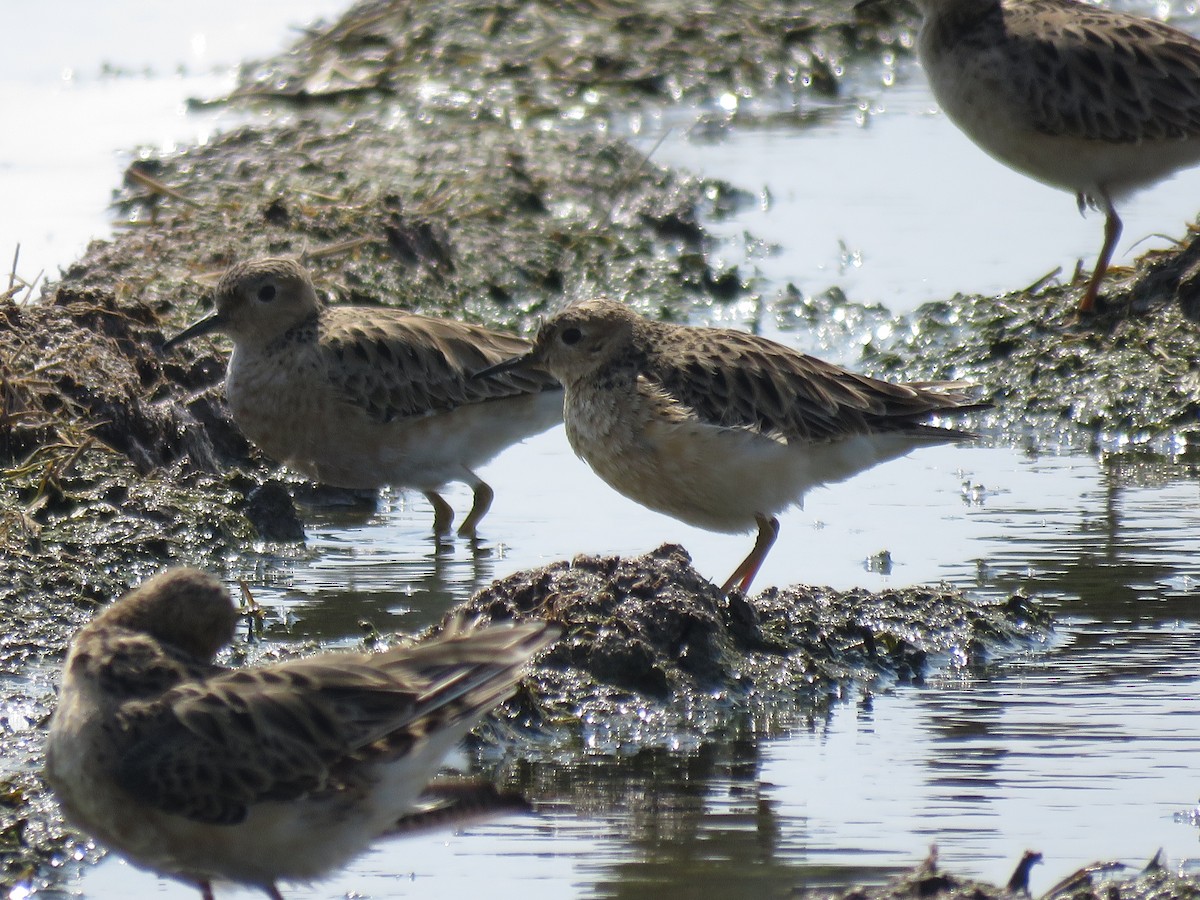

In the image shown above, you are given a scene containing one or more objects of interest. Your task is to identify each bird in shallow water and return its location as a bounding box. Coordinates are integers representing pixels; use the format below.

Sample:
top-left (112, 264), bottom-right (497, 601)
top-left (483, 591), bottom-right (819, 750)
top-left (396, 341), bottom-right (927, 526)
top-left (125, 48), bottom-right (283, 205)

top-left (476, 298), bottom-right (987, 594)
top-left (896, 0), bottom-right (1200, 315)
top-left (165, 257), bottom-right (562, 537)
top-left (44, 567), bottom-right (559, 900)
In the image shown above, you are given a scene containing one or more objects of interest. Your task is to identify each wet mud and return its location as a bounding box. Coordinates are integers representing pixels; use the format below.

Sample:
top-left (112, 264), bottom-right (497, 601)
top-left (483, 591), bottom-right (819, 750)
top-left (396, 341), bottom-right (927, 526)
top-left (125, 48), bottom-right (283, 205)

top-left (456, 544), bottom-right (1047, 749)
top-left (809, 850), bottom-right (1200, 900)
top-left (2, 0), bottom-right (1197, 892)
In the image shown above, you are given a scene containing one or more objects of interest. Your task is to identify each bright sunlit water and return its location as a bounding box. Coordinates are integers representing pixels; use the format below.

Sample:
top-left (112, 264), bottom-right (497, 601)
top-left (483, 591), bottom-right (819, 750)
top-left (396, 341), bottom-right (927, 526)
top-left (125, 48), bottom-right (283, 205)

top-left (4, 2), bottom-right (1199, 898)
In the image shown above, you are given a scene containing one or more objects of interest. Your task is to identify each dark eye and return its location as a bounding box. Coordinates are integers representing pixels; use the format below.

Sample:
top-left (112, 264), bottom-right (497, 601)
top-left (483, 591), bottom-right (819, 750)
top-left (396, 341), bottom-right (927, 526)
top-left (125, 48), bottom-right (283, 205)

top-left (561, 327), bottom-right (582, 345)
top-left (256, 283), bottom-right (276, 302)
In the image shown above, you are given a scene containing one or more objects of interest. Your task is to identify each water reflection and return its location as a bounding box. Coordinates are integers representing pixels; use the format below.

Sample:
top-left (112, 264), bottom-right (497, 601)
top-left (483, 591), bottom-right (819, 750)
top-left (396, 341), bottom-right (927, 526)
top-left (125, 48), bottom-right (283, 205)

top-left (97, 438), bottom-right (1191, 900)
top-left (77, 442), bottom-right (1199, 899)
top-left (943, 450), bottom-right (1200, 614)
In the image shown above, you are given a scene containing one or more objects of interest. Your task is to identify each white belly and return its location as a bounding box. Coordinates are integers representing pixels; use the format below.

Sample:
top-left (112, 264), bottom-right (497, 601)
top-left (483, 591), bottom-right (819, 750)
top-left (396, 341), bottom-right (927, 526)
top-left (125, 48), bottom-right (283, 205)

top-left (226, 347), bottom-right (563, 490)
top-left (566, 391), bottom-right (932, 534)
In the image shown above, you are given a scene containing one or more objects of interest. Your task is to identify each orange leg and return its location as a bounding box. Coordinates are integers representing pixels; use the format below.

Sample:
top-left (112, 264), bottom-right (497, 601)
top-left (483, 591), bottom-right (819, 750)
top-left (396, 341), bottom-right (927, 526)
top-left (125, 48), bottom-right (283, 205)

top-left (1079, 192), bottom-right (1121, 315)
top-left (720, 514), bottom-right (780, 595)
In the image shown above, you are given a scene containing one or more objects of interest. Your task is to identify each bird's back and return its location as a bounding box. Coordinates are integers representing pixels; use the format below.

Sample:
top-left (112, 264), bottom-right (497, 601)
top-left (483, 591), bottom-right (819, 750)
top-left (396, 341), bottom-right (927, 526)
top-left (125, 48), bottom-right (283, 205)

top-left (918, 0), bottom-right (1200, 192)
top-left (48, 613), bottom-right (559, 889)
top-left (645, 323), bottom-right (985, 446)
top-left (317, 307), bottom-right (559, 423)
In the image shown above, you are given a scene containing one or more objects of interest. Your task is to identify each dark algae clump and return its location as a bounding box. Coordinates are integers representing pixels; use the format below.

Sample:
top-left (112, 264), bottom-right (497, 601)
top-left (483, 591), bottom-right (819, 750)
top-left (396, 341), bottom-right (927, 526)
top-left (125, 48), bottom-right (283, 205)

top-left (453, 545), bottom-right (1048, 748)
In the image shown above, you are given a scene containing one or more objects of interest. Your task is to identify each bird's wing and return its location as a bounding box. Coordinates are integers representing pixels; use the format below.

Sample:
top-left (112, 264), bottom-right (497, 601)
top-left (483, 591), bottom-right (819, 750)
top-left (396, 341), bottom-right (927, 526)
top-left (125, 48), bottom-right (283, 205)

top-left (112, 620), bottom-right (557, 825)
top-left (112, 658), bottom-right (424, 824)
top-left (1007, 0), bottom-right (1200, 141)
top-left (320, 309), bottom-right (559, 423)
top-left (648, 328), bottom-right (980, 444)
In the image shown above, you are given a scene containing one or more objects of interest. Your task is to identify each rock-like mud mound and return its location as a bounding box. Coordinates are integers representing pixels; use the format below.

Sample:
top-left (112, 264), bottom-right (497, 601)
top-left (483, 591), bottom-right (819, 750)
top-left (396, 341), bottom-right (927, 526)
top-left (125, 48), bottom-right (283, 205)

top-left (453, 544), bottom-right (1049, 749)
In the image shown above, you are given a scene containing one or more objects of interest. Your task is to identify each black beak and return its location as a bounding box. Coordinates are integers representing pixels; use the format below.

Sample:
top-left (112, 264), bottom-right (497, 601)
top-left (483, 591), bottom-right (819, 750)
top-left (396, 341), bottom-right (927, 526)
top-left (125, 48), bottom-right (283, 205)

top-left (163, 312), bottom-right (226, 352)
top-left (472, 350), bottom-right (540, 381)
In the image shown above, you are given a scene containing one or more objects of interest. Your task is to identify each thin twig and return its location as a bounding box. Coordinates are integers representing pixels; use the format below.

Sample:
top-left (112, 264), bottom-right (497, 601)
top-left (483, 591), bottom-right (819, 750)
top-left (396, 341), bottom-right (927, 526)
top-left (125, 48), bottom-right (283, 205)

top-left (7, 244), bottom-right (18, 294)
top-left (301, 236), bottom-right (379, 262)
top-left (125, 166), bottom-right (203, 209)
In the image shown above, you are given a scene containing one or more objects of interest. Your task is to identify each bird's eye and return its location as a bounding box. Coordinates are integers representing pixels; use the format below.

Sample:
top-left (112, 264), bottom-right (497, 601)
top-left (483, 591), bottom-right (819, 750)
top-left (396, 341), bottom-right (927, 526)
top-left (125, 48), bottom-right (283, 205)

top-left (561, 327), bottom-right (582, 345)
top-left (256, 284), bottom-right (277, 302)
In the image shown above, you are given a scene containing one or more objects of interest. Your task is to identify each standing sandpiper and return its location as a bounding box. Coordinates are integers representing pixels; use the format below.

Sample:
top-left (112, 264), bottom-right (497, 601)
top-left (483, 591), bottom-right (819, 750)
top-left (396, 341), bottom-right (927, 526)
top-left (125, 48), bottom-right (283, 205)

top-left (477, 299), bottom-right (987, 594)
top-left (166, 258), bottom-right (562, 537)
top-left (45, 567), bottom-right (559, 900)
top-left (907, 0), bottom-right (1200, 314)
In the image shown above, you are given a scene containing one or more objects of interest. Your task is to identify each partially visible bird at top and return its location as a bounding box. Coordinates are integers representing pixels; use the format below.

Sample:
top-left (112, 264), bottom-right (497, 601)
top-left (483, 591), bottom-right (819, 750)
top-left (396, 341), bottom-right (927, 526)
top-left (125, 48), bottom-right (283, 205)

top-left (894, 0), bottom-right (1200, 315)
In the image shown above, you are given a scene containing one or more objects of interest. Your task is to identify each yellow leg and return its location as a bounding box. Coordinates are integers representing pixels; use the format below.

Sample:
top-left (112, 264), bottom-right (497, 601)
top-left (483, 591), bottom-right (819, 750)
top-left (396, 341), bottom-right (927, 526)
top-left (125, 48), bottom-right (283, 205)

top-left (424, 491), bottom-right (454, 536)
top-left (457, 480), bottom-right (494, 538)
top-left (1079, 193), bottom-right (1121, 315)
top-left (719, 514), bottom-right (780, 595)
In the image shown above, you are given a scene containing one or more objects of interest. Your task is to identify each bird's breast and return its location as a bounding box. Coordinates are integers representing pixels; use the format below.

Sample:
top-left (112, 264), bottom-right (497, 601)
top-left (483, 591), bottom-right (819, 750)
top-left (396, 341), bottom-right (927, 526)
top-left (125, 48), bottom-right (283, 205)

top-left (225, 344), bottom-right (335, 460)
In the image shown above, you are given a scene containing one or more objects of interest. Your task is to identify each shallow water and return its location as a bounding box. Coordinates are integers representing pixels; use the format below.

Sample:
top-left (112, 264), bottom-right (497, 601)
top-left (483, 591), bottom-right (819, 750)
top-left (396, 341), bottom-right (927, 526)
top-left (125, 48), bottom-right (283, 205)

top-left (7, 2), bottom-right (1200, 898)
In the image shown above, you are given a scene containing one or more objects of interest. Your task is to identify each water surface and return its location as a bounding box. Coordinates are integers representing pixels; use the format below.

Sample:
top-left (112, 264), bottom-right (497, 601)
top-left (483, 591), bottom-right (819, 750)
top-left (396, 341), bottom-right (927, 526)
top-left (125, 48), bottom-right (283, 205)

top-left (7, 3), bottom-right (1200, 898)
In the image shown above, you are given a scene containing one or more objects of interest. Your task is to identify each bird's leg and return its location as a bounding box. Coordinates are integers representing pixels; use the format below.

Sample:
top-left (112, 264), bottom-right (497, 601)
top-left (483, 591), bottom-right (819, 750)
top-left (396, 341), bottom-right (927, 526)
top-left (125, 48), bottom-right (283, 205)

top-left (457, 477), bottom-right (494, 538)
top-left (1080, 193), bottom-right (1121, 315)
top-left (1006, 850), bottom-right (1043, 895)
top-left (199, 880), bottom-right (215, 900)
top-left (720, 514), bottom-right (780, 595)
top-left (424, 491), bottom-right (455, 536)
top-left (265, 883), bottom-right (285, 900)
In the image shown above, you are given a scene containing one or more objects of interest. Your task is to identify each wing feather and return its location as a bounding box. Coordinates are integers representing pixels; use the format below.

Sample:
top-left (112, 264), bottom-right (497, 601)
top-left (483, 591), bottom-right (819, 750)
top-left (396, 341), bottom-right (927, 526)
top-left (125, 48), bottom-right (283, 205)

top-left (1004, 0), bottom-right (1200, 141)
top-left (319, 308), bottom-right (559, 423)
top-left (647, 328), bottom-right (981, 443)
top-left (112, 620), bottom-right (557, 825)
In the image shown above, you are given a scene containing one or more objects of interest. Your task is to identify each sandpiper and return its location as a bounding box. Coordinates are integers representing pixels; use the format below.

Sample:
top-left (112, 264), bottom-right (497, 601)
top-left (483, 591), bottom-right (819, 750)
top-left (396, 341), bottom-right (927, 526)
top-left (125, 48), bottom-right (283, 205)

top-left (477, 299), bottom-right (986, 594)
top-left (45, 567), bottom-right (558, 900)
top-left (906, 0), bottom-right (1200, 314)
top-left (165, 258), bottom-right (562, 537)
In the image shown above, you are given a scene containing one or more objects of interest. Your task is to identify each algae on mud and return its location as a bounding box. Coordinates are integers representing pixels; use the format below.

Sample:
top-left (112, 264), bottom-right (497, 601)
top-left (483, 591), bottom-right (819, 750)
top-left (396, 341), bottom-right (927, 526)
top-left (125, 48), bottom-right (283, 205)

top-left (222, 0), bottom-right (897, 116)
top-left (803, 850), bottom-right (1200, 900)
top-left (859, 268), bottom-right (1200, 451)
top-left (74, 117), bottom-right (750, 330)
top-left (768, 266), bottom-right (1200, 453)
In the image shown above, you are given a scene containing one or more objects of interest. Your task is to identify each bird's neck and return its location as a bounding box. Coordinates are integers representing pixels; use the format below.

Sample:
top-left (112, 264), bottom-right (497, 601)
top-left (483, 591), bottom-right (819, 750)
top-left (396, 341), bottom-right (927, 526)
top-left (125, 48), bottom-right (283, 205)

top-left (262, 311), bottom-right (321, 355)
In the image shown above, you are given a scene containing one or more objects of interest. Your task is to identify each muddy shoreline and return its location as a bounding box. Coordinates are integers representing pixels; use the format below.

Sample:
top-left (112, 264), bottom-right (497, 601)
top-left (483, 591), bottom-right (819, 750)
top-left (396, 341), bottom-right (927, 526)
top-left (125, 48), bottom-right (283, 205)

top-left (3, 0), bottom-right (1199, 895)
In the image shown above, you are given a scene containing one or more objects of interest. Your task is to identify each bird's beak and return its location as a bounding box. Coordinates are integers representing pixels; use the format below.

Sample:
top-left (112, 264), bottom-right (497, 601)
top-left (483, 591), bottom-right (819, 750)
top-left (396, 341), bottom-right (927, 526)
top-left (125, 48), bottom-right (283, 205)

top-left (163, 312), bottom-right (226, 351)
top-left (472, 349), bottom-right (542, 380)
